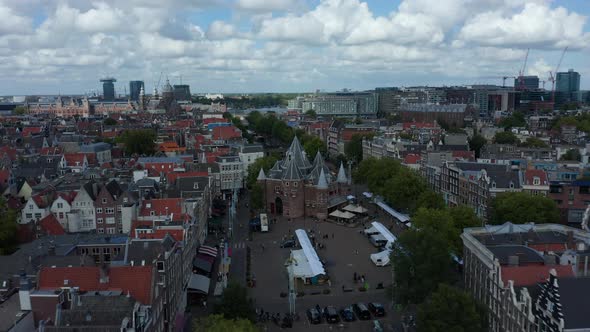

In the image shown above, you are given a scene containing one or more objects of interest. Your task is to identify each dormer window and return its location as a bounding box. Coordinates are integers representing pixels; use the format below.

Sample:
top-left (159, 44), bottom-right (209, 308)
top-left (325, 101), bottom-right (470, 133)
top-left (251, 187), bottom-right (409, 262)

top-left (150, 211), bottom-right (155, 216)
top-left (509, 181), bottom-right (515, 189)
top-left (491, 182), bottom-right (496, 188)
top-left (533, 177), bottom-right (541, 186)
top-left (193, 183), bottom-right (200, 189)
top-left (285, 182), bottom-right (289, 186)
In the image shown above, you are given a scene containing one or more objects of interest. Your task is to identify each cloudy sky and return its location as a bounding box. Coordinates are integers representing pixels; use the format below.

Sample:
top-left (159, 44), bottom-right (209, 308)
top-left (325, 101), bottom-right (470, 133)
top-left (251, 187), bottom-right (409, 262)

top-left (1, 0), bottom-right (589, 95)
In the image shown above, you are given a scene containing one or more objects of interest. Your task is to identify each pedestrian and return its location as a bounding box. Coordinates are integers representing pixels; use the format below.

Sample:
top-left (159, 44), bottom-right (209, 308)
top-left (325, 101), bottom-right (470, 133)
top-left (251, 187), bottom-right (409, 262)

top-left (328, 279), bottom-right (332, 287)
top-left (342, 284), bottom-right (345, 292)
top-left (332, 233), bottom-right (334, 239)
top-left (262, 244), bottom-right (265, 252)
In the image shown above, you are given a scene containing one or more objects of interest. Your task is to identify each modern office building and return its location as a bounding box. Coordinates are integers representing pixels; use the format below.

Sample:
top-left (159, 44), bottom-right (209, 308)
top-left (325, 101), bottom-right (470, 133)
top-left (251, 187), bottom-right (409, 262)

top-left (556, 69), bottom-right (581, 93)
top-left (514, 76), bottom-right (539, 90)
top-left (100, 77), bottom-right (116, 101)
top-left (298, 92), bottom-right (378, 117)
top-left (173, 84), bottom-right (191, 101)
top-left (129, 80), bottom-right (144, 101)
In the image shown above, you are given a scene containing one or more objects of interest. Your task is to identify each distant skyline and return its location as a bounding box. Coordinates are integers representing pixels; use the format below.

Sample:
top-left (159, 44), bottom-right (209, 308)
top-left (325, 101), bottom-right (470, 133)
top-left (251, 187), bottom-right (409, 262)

top-left (0, 0), bottom-right (589, 95)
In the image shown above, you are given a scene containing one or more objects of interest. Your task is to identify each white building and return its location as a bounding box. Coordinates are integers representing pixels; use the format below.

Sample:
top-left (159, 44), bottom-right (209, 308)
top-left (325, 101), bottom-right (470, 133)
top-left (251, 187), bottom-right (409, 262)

top-left (238, 144), bottom-right (264, 176)
top-left (216, 155), bottom-right (243, 196)
top-left (68, 182), bottom-right (98, 232)
top-left (21, 195), bottom-right (51, 224)
top-left (50, 193), bottom-right (76, 230)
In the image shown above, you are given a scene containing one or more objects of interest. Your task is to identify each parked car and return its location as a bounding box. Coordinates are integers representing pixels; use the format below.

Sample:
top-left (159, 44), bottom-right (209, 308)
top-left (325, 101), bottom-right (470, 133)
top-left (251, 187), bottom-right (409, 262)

top-left (306, 307), bottom-right (321, 324)
top-left (368, 302), bottom-right (385, 317)
top-left (323, 306), bottom-right (340, 324)
top-left (340, 306), bottom-right (356, 322)
top-left (280, 239), bottom-right (296, 248)
top-left (352, 302), bottom-right (371, 320)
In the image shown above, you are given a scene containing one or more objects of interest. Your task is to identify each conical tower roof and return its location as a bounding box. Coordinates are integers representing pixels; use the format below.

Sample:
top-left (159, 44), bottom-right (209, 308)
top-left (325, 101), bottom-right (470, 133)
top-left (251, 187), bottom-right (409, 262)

top-left (317, 168), bottom-right (328, 189)
top-left (337, 162), bottom-right (348, 183)
top-left (285, 136), bottom-right (311, 170)
top-left (257, 167), bottom-right (266, 180)
top-left (282, 157), bottom-right (303, 180)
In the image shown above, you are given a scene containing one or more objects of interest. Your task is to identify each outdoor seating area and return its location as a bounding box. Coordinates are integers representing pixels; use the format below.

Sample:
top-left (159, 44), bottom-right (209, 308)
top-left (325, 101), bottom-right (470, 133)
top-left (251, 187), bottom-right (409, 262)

top-left (327, 203), bottom-right (370, 224)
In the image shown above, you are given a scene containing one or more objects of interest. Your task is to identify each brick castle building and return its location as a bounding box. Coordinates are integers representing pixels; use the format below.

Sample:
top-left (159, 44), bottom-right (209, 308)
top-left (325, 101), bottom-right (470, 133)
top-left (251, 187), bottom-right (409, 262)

top-left (258, 136), bottom-right (349, 219)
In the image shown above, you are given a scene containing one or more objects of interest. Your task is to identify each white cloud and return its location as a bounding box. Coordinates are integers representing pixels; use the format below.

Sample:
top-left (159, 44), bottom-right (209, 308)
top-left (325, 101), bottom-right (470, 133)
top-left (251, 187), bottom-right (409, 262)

top-left (207, 21), bottom-right (238, 40)
top-left (458, 3), bottom-right (590, 49)
top-left (235, 0), bottom-right (305, 12)
top-left (0, 3), bottom-right (33, 35)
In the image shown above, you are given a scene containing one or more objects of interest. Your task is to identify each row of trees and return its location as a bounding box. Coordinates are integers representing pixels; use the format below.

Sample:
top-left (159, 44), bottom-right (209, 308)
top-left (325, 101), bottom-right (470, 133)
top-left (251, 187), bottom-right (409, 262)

top-left (193, 282), bottom-right (258, 331)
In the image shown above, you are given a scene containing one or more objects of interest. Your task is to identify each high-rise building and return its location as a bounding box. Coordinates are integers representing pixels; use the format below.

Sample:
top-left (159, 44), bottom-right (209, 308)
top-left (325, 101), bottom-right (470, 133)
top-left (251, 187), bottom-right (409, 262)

top-left (556, 69), bottom-right (580, 93)
top-left (129, 81), bottom-right (144, 101)
top-left (173, 84), bottom-right (191, 101)
top-left (514, 76), bottom-right (539, 90)
top-left (100, 78), bottom-right (116, 101)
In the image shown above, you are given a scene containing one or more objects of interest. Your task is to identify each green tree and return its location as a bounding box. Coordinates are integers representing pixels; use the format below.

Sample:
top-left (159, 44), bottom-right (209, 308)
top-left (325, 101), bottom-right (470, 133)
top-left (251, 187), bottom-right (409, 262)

top-left (561, 148), bottom-right (581, 161)
top-left (383, 168), bottom-right (427, 214)
top-left (468, 134), bottom-right (487, 158)
top-left (250, 183), bottom-right (264, 210)
top-left (416, 191), bottom-right (446, 211)
top-left (417, 284), bottom-right (487, 332)
top-left (493, 131), bottom-right (518, 144)
top-left (520, 137), bottom-right (548, 148)
top-left (302, 136), bottom-right (326, 159)
top-left (355, 158), bottom-right (401, 196)
top-left (490, 192), bottom-right (560, 225)
top-left (344, 134), bottom-right (365, 163)
top-left (0, 197), bottom-right (18, 255)
top-left (13, 106), bottom-right (27, 115)
top-left (391, 225), bottom-right (455, 304)
top-left (222, 111), bottom-right (233, 119)
top-left (271, 120), bottom-right (294, 144)
top-left (245, 156), bottom-right (278, 188)
top-left (214, 282), bottom-right (256, 321)
top-left (304, 109), bottom-right (317, 118)
top-left (448, 205), bottom-right (481, 256)
top-left (193, 314), bottom-right (259, 332)
top-left (116, 129), bottom-right (156, 156)
top-left (103, 118), bottom-right (118, 126)
top-left (499, 112), bottom-right (526, 129)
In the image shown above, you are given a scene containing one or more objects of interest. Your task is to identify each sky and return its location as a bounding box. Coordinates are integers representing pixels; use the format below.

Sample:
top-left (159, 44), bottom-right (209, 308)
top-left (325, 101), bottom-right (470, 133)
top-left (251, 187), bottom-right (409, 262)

top-left (0, 0), bottom-right (589, 95)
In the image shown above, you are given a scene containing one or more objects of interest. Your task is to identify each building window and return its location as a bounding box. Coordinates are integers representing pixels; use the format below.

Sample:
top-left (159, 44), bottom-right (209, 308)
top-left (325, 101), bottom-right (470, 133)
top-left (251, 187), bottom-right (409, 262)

top-left (106, 217), bottom-right (115, 224)
top-left (107, 227), bottom-right (116, 234)
top-left (285, 182), bottom-right (289, 186)
top-left (293, 182), bottom-right (298, 187)
top-left (26, 213), bottom-right (32, 219)
top-left (105, 208), bottom-right (114, 214)
top-left (97, 228), bottom-right (104, 234)
top-left (533, 177), bottom-right (540, 186)
top-left (150, 211), bottom-right (155, 216)
top-left (57, 203), bottom-right (63, 209)
top-left (96, 208), bottom-right (103, 214)
top-left (34, 213), bottom-right (42, 219)
top-left (123, 197), bottom-right (128, 203)
top-left (97, 218), bottom-right (103, 224)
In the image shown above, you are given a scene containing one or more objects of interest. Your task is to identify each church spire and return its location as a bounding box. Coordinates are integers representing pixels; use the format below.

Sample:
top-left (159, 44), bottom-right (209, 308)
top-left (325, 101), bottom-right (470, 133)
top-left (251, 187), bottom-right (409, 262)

top-left (257, 167), bottom-right (266, 180)
top-left (337, 162), bottom-right (347, 183)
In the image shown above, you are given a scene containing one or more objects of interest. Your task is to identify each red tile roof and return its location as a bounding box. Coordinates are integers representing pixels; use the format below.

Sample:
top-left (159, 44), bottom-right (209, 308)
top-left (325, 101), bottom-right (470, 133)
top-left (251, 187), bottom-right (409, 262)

top-left (528, 243), bottom-right (567, 252)
top-left (22, 127), bottom-right (42, 136)
top-left (57, 191), bottom-right (77, 204)
top-left (452, 150), bottom-right (475, 161)
top-left (38, 214), bottom-right (66, 236)
top-left (203, 118), bottom-right (228, 125)
top-left (81, 153), bottom-right (97, 166)
top-left (174, 120), bottom-right (194, 128)
top-left (40, 147), bottom-right (62, 156)
top-left (63, 153), bottom-right (86, 166)
top-left (403, 154), bottom-right (421, 165)
top-left (0, 169), bottom-right (9, 185)
top-left (524, 169), bottom-right (549, 186)
top-left (403, 122), bottom-right (438, 129)
top-left (0, 146), bottom-right (17, 161)
top-left (138, 229), bottom-right (184, 241)
top-left (212, 126), bottom-right (241, 140)
top-left (139, 198), bottom-right (184, 217)
top-left (501, 265), bottom-right (574, 286)
top-left (38, 266), bottom-right (154, 304)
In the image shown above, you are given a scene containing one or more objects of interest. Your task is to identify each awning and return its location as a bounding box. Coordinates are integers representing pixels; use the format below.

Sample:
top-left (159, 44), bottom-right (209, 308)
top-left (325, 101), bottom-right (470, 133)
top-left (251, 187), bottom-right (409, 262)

top-left (329, 210), bottom-right (356, 219)
top-left (294, 229), bottom-right (325, 277)
top-left (188, 274), bottom-right (211, 294)
top-left (370, 250), bottom-right (391, 266)
top-left (375, 200), bottom-right (410, 223)
top-left (347, 195), bottom-right (356, 200)
top-left (327, 196), bottom-right (347, 208)
top-left (198, 245), bottom-right (218, 257)
top-left (363, 226), bottom-right (379, 235)
top-left (192, 257), bottom-right (213, 273)
top-left (342, 204), bottom-right (368, 214)
top-left (362, 192), bottom-right (373, 198)
top-left (371, 221), bottom-right (397, 245)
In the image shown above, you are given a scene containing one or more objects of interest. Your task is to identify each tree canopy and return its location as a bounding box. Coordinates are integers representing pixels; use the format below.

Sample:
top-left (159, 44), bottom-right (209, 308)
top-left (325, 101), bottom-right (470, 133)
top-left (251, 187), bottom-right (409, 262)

top-left (246, 112), bottom-right (294, 146)
top-left (116, 129), bottom-right (156, 156)
top-left (250, 183), bottom-right (264, 211)
top-left (417, 284), bottom-right (487, 332)
top-left (245, 155), bottom-right (278, 188)
top-left (468, 134), bottom-right (487, 158)
top-left (304, 109), bottom-right (317, 118)
top-left (0, 197), bottom-right (18, 255)
top-left (553, 113), bottom-right (590, 133)
top-left (493, 131), bottom-right (518, 145)
top-left (519, 137), bottom-right (548, 148)
top-left (13, 106), bottom-right (27, 115)
top-left (214, 282), bottom-right (256, 321)
top-left (344, 134), bottom-right (372, 164)
top-left (391, 223), bottom-right (455, 304)
top-left (490, 192), bottom-right (560, 225)
top-left (298, 133), bottom-right (327, 158)
top-left (499, 112), bottom-right (526, 129)
top-left (193, 314), bottom-right (259, 332)
top-left (103, 118), bottom-right (118, 126)
top-left (561, 148), bottom-right (581, 161)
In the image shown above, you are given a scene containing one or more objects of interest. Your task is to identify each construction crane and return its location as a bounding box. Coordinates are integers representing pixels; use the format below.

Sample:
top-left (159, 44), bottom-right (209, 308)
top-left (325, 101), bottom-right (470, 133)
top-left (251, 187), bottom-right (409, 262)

top-left (516, 48), bottom-right (530, 90)
top-left (549, 46), bottom-right (568, 102)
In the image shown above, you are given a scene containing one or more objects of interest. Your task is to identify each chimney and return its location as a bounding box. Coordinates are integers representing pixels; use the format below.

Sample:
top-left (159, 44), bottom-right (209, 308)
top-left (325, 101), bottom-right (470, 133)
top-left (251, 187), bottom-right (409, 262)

top-left (508, 255), bottom-right (519, 266)
top-left (18, 270), bottom-right (32, 311)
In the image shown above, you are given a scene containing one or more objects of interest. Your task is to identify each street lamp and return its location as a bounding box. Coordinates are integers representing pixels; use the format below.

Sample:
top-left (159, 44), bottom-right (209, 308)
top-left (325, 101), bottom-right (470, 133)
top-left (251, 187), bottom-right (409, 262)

top-left (285, 256), bottom-right (297, 316)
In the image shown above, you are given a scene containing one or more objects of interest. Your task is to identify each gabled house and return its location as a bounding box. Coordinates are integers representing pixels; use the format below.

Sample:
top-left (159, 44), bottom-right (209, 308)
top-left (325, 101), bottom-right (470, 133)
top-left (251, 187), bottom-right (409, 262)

top-left (21, 191), bottom-right (56, 225)
top-left (50, 192), bottom-right (77, 230)
top-left (95, 180), bottom-right (123, 235)
top-left (523, 169), bottom-right (550, 197)
top-left (60, 153), bottom-right (88, 173)
top-left (37, 214), bottom-right (66, 236)
top-left (68, 180), bottom-right (99, 232)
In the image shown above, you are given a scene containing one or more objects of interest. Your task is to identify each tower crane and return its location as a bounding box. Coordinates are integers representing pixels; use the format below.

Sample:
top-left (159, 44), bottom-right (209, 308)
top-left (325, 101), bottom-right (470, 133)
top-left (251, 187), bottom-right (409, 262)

top-left (549, 47), bottom-right (568, 102)
top-left (516, 48), bottom-right (530, 90)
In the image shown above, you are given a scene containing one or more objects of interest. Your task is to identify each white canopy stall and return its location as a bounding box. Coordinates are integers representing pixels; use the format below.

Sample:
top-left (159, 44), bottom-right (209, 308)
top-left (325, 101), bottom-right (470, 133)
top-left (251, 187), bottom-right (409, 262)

top-left (290, 229), bottom-right (326, 284)
top-left (342, 204), bottom-right (368, 214)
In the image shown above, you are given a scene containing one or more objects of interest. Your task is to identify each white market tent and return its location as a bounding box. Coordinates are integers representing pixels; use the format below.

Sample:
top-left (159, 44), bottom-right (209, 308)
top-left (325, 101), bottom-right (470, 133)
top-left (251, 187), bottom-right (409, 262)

top-left (343, 204), bottom-right (368, 214)
top-left (370, 250), bottom-right (391, 266)
top-left (362, 192), bottom-right (373, 198)
top-left (293, 229), bottom-right (325, 278)
top-left (363, 225), bottom-right (379, 235)
top-left (372, 221), bottom-right (397, 245)
top-left (329, 210), bottom-right (356, 219)
top-left (375, 200), bottom-right (410, 223)
top-left (188, 274), bottom-right (211, 294)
